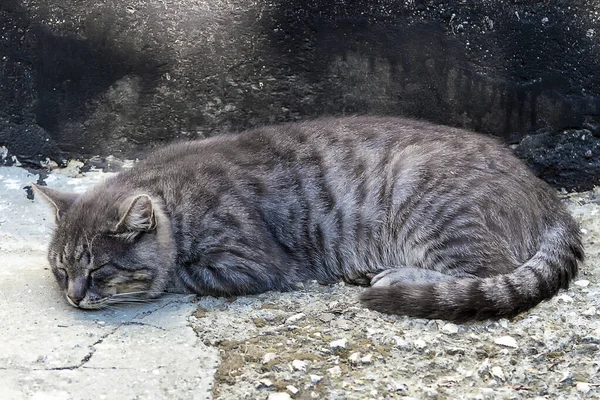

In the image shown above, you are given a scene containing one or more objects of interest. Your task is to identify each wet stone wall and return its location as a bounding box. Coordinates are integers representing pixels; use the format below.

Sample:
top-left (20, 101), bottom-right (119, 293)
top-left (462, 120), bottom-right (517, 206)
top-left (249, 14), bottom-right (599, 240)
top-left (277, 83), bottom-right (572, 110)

top-left (0, 0), bottom-right (599, 189)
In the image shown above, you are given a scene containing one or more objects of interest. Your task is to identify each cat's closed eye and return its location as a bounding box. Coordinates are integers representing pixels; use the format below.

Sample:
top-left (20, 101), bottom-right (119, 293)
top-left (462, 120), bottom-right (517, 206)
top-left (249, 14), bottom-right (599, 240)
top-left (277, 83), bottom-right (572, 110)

top-left (90, 264), bottom-right (114, 282)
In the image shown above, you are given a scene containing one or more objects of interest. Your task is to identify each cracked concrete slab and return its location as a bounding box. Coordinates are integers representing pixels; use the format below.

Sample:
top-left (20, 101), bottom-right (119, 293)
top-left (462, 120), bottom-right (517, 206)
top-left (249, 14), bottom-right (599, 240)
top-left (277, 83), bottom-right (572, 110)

top-left (0, 167), bottom-right (219, 400)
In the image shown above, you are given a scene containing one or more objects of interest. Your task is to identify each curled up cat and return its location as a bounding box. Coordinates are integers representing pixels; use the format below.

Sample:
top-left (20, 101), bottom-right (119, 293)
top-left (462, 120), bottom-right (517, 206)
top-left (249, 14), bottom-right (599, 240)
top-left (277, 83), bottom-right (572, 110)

top-left (34, 117), bottom-right (583, 322)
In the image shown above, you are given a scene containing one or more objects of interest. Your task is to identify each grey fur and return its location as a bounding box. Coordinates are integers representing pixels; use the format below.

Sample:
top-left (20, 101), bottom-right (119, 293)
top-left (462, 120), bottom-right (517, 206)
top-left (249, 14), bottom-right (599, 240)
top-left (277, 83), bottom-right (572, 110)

top-left (35, 116), bottom-right (583, 321)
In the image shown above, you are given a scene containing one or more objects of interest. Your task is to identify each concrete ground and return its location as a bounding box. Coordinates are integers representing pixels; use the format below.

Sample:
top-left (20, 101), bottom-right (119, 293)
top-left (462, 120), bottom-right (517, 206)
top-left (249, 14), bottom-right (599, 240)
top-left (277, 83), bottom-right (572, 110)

top-left (0, 166), bottom-right (219, 399)
top-left (1, 165), bottom-right (599, 400)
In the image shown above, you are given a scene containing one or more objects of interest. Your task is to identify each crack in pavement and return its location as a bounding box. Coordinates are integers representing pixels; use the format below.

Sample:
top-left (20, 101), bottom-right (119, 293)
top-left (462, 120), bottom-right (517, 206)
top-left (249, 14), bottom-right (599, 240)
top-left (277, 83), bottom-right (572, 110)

top-left (45, 325), bottom-right (121, 371)
top-left (0, 297), bottom-right (197, 374)
top-left (40, 299), bottom-right (181, 371)
top-left (122, 321), bottom-right (167, 331)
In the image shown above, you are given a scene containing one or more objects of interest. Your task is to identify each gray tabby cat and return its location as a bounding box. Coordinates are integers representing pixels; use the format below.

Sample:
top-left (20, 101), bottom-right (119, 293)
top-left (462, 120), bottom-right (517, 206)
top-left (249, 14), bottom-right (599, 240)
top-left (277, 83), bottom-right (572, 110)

top-left (34, 117), bottom-right (583, 322)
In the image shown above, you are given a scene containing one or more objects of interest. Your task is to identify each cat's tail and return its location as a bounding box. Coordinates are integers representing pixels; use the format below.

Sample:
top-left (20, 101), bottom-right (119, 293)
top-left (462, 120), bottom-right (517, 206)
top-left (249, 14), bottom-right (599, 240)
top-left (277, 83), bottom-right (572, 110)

top-left (359, 222), bottom-right (584, 322)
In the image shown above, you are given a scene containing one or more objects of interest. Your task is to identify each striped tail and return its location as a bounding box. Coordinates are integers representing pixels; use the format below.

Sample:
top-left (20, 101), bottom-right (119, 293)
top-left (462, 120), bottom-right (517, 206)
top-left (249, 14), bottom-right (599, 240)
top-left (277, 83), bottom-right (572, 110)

top-left (359, 224), bottom-right (584, 322)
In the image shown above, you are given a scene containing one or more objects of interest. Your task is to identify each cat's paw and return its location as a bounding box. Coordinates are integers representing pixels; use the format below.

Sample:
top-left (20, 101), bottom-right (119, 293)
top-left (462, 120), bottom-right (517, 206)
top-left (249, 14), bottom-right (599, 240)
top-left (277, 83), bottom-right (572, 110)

top-left (342, 274), bottom-right (374, 286)
top-left (371, 268), bottom-right (452, 287)
top-left (370, 269), bottom-right (400, 287)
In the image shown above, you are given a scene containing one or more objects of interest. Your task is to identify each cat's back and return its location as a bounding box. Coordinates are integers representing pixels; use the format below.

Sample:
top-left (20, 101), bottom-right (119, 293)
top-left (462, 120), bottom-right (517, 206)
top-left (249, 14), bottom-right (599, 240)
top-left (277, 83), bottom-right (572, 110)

top-left (136, 116), bottom-right (512, 169)
top-left (111, 116), bottom-right (534, 203)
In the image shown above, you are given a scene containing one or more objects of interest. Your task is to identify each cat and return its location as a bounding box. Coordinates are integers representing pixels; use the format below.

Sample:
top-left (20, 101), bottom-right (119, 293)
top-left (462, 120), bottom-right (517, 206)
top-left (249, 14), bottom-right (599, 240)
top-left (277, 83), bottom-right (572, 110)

top-left (34, 116), bottom-right (583, 322)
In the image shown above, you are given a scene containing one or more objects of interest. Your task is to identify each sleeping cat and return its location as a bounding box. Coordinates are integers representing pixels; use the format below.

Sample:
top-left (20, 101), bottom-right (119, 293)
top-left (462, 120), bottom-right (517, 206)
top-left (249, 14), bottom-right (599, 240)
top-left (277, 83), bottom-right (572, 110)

top-left (34, 116), bottom-right (583, 322)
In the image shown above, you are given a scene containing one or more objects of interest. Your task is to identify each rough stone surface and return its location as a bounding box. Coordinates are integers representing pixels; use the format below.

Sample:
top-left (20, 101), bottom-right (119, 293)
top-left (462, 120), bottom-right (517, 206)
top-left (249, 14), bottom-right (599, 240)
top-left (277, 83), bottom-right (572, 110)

top-left (1, 0), bottom-right (599, 189)
top-left (1, 164), bottom-right (599, 399)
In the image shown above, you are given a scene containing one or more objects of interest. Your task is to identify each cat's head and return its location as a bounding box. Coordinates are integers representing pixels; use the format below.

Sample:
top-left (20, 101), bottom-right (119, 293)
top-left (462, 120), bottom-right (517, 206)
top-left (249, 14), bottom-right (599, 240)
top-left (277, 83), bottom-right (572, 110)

top-left (33, 184), bottom-right (176, 309)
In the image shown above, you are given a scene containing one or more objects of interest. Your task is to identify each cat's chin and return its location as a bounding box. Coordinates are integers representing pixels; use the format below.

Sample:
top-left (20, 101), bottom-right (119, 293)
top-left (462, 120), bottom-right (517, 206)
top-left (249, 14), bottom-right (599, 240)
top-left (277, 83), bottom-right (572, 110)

top-left (75, 302), bottom-right (107, 310)
top-left (65, 292), bottom-right (158, 310)
top-left (65, 294), bottom-right (107, 310)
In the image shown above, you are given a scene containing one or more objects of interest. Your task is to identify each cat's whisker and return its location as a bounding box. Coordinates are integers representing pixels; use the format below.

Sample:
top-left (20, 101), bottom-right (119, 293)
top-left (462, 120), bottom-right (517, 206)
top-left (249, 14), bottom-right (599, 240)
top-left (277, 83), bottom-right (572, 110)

top-left (111, 290), bottom-right (163, 298)
top-left (107, 295), bottom-right (156, 303)
top-left (107, 300), bottom-right (154, 307)
top-left (98, 304), bottom-right (119, 310)
top-left (111, 297), bottom-right (153, 302)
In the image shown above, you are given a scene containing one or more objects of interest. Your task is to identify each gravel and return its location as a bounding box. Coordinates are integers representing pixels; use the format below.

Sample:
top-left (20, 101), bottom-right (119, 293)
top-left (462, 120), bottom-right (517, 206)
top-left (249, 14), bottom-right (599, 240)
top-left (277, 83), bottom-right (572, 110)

top-left (189, 190), bottom-right (600, 399)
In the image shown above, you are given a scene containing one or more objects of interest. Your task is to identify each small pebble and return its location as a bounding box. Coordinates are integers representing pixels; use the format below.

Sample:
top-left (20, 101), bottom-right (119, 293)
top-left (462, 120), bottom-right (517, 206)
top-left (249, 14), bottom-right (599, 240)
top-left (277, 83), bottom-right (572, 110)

top-left (423, 386), bottom-right (440, 398)
top-left (287, 385), bottom-right (299, 395)
top-left (441, 323), bottom-right (459, 334)
top-left (393, 336), bottom-right (411, 350)
top-left (257, 379), bottom-right (274, 388)
top-left (560, 370), bottom-right (572, 383)
top-left (310, 374), bottom-right (323, 384)
top-left (577, 382), bottom-right (591, 393)
top-left (349, 352), bottom-right (361, 365)
top-left (330, 338), bottom-right (349, 351)
top-left (583, 306), bottom-right (597, 316)
top-left (319, 312), bottom-right (335, 322)
top-left (487, 379), bottom-right (498, 388)
top-left (268, 393), bottom-right (291, 400)
top-left (262, 353), bottom-right (276, 364)
top-left (286, 313), bottom-right (306, 323)
top-left (491, 366), bottom-right (505, 381)
top-left (328, 366), bottom-right (342, 377)
top-left (292, 359), bottom-right (307, 371)
top-left (96, 321), bottom-right (106, 326)
top-left (494, 335), bottom-right (518, 348)
top-left (413, 339), bottom-right (427, 350)
top-left (556, 294), bottom-right (574, 303)
top-left (360, 354), bottom-right (373, 364)
top-left (387, 380), bottom-right (409, 392)
top-left (574, 279), bottom-right (590, 287)
top-left (332, 319), bottom-right (352, 330)
top-left (366, 327), bottom-right (385, 336)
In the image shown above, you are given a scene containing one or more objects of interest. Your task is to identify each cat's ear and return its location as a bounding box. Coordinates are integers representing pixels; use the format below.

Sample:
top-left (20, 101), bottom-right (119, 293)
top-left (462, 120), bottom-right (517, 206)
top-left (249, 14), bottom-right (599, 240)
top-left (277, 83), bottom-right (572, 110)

top-left (116, 195), bottom-right (157, 232)
top-left (32, 183), bottom-right (78, 221)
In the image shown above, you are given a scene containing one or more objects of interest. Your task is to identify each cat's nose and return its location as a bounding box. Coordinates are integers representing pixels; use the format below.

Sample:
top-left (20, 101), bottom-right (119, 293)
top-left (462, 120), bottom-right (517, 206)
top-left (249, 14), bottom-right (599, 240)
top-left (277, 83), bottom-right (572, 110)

top-left (67, 276), bottom-right (87, 306)
top-left (67, 294), bottom-right (84, 306)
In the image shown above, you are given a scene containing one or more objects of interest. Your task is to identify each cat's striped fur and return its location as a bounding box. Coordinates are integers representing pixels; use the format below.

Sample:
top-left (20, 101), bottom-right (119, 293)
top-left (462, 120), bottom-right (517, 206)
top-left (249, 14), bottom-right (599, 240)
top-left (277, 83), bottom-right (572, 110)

top-left (36, 116), bottom-right (583, 321)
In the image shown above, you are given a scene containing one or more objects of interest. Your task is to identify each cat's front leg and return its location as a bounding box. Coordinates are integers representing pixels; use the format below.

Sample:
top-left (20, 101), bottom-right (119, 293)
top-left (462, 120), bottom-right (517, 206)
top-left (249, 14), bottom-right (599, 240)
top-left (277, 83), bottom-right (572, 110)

top-left (342, 272), bottom-right (378, 286)
top-left (175, 249), bottom-right (299, 297)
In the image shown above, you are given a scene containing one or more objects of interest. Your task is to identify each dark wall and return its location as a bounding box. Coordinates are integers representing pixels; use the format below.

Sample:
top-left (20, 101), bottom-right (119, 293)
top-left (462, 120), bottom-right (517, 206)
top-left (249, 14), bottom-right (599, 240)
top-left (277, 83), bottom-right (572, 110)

top-left (1, 0), bottom-right (599, 189)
